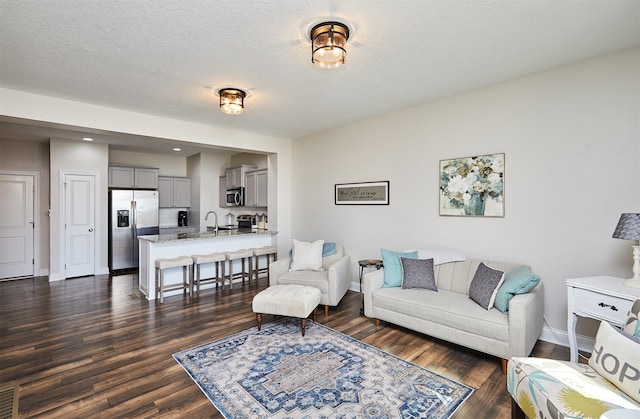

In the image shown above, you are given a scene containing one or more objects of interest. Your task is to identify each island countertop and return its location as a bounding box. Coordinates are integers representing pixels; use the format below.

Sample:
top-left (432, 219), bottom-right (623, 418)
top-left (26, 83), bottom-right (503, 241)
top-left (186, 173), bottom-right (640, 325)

top-left (137, 229), bottom-right (277, 300)
top-left (139, 229), bottom-right (277, 244)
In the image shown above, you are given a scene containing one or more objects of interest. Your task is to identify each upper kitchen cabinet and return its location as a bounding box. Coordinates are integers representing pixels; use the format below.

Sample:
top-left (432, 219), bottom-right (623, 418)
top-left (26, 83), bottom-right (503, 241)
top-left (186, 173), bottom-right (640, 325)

top-left (245, 169), bottom-right (268, 207)
top-left (109, 166), bottom-right (159, 189)
top-left (225, 165), bottom-right (256, 189)
top-left (159, 176), bottom-right (191, 208)
top-left (219, 176), bottom-right (227, 208)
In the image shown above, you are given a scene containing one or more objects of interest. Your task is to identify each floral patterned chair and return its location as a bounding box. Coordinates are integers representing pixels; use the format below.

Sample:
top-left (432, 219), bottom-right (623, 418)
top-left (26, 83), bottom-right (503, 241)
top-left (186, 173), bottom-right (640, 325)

top-left (507, 300), bottom-right (640, 418)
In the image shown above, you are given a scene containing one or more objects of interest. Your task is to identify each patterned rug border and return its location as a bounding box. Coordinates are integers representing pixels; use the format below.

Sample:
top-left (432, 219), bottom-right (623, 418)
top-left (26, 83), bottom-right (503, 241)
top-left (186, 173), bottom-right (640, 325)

top-left (174, 319), bottom-right (474, 418)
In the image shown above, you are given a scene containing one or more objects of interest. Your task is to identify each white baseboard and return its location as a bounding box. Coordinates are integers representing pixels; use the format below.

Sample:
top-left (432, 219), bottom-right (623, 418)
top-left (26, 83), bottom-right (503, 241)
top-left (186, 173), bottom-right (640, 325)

top-left (48, 273), bottom-right (65, 281)
top-left (539, 325), bottom-right (594, 355)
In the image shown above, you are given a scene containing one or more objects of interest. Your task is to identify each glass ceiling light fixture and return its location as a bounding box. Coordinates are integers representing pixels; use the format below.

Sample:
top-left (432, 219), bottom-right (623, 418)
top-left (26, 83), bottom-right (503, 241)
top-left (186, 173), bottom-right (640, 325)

top-left (217, 88), bottom-right (246, 115)
top-left (310, 21), bottom-right (350, 69)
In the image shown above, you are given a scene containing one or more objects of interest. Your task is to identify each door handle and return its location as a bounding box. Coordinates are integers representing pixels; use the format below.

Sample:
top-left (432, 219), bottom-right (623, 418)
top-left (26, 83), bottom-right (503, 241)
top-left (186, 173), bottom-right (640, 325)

top-left (88, 228), bottom-right (94, 232)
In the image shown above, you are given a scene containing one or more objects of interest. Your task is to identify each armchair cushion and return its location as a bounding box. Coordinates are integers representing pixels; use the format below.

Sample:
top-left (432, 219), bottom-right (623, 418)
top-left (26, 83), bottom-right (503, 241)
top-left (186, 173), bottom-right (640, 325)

top-left (290, 239), bottom-right (324, 271)
top-left (508, 357), bottom-right (640, 418)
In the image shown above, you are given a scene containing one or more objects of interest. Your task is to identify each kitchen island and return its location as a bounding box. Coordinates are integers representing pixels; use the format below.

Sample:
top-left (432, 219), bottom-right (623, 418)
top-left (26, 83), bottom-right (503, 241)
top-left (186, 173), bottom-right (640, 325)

top-left (138, 229), bottom-right (277, 300)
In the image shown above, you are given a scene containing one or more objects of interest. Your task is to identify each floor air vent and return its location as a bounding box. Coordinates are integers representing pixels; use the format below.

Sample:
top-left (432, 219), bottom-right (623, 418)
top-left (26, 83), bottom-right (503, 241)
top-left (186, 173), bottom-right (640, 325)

top-left (0, 386), bottom-right (18, 419)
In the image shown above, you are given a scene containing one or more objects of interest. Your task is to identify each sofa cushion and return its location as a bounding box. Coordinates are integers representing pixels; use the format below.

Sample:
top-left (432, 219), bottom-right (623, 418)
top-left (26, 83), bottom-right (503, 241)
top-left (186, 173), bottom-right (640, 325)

top-left (588, 321), bottom-right (640, 403)
top-left (372, 287), bottom-right (509, 342)
top-left (381, 249), bottom-right (418, 288)
top-left (469, 262), bottom-right (505, 310)
top-left (290, 239), bottom-right (324, 271)
top-left (494, 266), bottom-right (541, 314)
top-left (401, 257), bottom-right (437, 291)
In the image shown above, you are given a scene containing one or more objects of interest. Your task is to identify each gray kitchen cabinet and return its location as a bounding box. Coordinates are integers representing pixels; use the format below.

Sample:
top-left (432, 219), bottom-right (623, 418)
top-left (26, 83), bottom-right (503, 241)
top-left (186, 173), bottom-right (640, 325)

top-left (219, 176), bottom-right (227, 207)
top-left (109, 166), bottom-right (159, 189)
top-left (158, 176), bottom-right (191, 208)
top-left (225, 165), bottom-right (256, 189)
top-left (245, 169), bottom-right (268, 207)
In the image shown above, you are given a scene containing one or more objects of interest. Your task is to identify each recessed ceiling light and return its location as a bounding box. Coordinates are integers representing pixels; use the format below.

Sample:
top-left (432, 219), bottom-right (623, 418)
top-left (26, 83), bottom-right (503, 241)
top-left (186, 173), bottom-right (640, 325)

top-left (172, 147), bottom-right (182, 152)
top-left (82, 137), bottom-right (94, 141)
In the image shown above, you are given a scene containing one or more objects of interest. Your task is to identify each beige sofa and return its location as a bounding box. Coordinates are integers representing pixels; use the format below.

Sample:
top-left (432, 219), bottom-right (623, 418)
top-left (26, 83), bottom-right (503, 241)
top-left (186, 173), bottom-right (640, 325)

top-left (363, 259), bottom-right (544, 370)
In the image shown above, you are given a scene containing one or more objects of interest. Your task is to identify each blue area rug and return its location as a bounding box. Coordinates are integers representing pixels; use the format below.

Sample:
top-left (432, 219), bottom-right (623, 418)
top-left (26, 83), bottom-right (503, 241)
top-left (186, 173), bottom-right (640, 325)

top-left (173, 319), bottom-right (474, 418)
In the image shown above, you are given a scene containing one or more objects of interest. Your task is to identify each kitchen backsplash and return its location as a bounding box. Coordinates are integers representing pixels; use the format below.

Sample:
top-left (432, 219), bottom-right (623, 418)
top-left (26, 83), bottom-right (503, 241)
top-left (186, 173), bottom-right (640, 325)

top-left (159, 208), bottom-right (189, 227)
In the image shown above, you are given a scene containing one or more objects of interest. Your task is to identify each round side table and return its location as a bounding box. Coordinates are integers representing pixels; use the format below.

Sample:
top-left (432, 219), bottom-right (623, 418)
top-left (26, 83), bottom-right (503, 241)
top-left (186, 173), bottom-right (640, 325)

top-left (358, 259), bottom-right (383, 314)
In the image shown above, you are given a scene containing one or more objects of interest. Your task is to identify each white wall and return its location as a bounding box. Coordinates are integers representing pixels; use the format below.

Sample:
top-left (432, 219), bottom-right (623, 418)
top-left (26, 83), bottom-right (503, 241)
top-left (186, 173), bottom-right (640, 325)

top-left (292, 47), bottom-right (640, 343)
top-left (0, 138), bottom-right (50, 275)
top-left (109, 149), bottom-right (188, 177)
top-left (50, 138), bottom-right (109, 279)
top-left (188, 152), bottom-right (231, 232)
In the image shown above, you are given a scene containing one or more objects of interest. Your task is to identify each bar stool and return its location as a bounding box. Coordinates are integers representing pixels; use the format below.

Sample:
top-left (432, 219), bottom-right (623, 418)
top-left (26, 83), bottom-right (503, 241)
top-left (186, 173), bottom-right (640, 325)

top-left (155, 255), bottom-right (193, 304)
top-left (224, 249), bottom-right (253, 289)
top-left (251, 245), bottom-right (278, 281)
top-left (192, 252), bottom-right (226, 293)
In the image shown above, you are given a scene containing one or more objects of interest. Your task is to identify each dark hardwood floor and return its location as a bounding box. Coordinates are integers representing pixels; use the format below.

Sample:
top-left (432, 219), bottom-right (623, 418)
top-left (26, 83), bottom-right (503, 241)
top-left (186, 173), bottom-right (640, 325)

top-left (0, 273), bottom-right (569, 418)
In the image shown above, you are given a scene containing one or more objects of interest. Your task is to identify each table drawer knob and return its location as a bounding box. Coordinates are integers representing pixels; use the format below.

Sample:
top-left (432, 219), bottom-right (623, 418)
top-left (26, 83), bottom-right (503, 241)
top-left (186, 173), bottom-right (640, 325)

top-left (598, 302), bottom-right (618, 311)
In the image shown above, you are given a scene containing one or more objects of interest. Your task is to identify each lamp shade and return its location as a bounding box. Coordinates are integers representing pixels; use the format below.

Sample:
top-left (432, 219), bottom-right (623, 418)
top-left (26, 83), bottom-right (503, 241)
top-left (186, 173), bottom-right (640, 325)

top-left (612, 213), bottom-right (640, 240)
top-left (310, 21), bottom-right (350, 69)
top-left (218, 88), bottom-right (246, 115)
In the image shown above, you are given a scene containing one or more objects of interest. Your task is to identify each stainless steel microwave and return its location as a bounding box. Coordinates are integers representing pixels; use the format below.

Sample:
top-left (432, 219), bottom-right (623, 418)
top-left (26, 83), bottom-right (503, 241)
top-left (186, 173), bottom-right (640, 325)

top-left (226, 187), bottom-right (244, 206)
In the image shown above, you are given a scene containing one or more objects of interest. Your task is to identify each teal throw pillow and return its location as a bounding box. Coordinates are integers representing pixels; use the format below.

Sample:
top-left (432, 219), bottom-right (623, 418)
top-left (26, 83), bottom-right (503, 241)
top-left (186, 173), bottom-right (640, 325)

top-left (494, 265), bottom-right (541, 314)
top-left (381, 249), bottom-right (418, 287)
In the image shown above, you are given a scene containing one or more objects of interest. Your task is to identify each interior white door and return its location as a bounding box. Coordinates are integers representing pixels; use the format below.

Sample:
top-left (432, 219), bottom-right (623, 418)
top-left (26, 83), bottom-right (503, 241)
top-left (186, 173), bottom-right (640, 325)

top-left (0, 174), bottom-right (34, 279)
top-left (65, 174), bottom-right (95, 278)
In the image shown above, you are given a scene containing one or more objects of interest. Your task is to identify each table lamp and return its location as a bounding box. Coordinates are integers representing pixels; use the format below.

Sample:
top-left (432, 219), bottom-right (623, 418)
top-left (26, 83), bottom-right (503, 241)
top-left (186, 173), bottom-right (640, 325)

top-left (612, 213), bottom-right (640, 288)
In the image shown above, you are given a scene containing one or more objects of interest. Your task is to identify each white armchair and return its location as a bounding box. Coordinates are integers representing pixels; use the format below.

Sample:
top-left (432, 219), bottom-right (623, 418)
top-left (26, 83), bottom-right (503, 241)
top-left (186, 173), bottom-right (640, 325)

top-left (269, 244), bottom-right (351, 315)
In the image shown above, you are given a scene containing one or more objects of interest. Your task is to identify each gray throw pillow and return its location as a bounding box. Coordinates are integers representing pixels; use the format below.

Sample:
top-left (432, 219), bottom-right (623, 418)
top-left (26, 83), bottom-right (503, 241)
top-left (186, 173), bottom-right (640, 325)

top-left (469, 262), bottom-right (505, 310)
top-left (401, 257), bottom-right (437, 291)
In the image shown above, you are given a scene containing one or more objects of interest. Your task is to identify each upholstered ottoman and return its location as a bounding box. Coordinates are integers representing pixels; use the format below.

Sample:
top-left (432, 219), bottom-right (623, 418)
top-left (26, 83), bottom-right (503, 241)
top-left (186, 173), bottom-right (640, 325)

top-left (252, 285), bottom-right (321, 336)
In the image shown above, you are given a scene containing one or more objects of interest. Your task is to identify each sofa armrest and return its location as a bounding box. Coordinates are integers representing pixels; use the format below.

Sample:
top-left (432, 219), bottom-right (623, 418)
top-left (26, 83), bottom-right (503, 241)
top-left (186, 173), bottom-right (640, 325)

top-left (268, 257), bottom-right (291, 287)
top-left (507, 282), bottom-right (545, 358)
top-left (363, 269), bottom-right (385, 317)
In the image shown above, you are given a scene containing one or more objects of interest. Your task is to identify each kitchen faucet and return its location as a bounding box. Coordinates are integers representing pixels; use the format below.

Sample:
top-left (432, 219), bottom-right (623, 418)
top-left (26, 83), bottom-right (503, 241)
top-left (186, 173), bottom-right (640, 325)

top-left (204, 210), bottom-right (218, 233)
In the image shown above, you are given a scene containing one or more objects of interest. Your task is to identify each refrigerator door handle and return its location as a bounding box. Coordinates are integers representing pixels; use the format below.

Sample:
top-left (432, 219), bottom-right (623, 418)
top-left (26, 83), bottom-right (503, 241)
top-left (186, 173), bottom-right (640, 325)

top-left (131, 201), bottom-right (136, 240)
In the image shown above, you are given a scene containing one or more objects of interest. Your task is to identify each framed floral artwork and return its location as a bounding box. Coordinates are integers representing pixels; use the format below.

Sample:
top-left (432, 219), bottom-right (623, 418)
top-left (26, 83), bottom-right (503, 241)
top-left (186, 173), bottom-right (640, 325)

top-left (439, 153), bottom-right (504, 217)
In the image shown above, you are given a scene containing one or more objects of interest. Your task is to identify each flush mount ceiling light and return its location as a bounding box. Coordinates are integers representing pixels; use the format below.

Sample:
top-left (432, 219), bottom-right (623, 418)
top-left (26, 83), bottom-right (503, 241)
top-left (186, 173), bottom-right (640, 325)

top-left (310, 21), bottom-right (350, 69)
top-left (217, 88), bottom-right (246, 115)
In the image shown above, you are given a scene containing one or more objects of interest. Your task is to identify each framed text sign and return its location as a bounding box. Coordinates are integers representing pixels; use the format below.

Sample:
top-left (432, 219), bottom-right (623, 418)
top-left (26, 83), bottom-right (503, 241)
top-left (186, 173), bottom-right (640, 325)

top-left (335, 181), bottom-right (389, 205)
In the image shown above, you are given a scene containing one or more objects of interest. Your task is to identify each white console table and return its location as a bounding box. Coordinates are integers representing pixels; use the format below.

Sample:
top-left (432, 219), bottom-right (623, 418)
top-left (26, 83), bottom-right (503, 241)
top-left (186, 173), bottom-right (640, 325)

top-left (566, 276), bottom-right (640, 362)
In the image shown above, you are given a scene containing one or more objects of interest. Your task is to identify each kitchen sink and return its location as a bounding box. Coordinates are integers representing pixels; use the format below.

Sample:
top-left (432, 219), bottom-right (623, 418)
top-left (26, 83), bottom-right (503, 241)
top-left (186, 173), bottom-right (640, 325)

top-left (207, 225), bottom-right (235, 232)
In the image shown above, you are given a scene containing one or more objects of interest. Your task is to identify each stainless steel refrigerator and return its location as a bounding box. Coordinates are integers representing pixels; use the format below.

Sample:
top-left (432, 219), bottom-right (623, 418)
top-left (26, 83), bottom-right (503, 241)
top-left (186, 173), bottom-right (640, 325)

top-left (109, 190), bottom-right (159, 272)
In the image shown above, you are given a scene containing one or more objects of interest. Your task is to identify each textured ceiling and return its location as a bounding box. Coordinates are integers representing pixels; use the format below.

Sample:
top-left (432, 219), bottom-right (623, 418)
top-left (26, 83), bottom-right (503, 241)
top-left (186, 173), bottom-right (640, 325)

top-left (0, 0), bottom-right (639, 148)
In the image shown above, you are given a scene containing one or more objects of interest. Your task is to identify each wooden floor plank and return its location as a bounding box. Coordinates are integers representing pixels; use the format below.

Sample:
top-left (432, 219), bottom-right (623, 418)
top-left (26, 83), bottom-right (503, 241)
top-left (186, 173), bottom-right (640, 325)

top-left (0, 274), bottom-right (568, 417)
